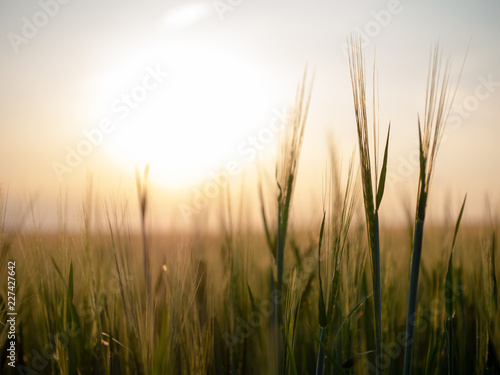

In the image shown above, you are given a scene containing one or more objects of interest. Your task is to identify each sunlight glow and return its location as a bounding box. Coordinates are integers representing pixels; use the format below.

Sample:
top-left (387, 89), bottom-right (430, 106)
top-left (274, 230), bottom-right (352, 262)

top-left (98, 43), bottom-right (268, 189)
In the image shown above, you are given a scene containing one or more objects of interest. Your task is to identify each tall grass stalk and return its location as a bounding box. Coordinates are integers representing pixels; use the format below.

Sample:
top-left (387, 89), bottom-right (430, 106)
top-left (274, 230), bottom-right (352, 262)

top-left (445, 195), bottom-right (467, 375)
top-left (315, 148), bottom-right (358, 375)
top-left (347, 36), bottom-right (391, 374)
top-left (136, 165), bottom-right (151, 304)
top-left (403, 44), bottom-right (462, 375)
top-left (260, 68), bottom-right (313, 374)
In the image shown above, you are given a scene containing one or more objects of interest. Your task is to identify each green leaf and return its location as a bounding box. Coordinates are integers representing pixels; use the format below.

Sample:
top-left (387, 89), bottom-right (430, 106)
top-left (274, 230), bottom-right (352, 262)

top-left (418, 117), bottom-right (426, 184)
top-left (451, 195), bottom-right (467, 251)
top-left (65, 261), bottom-right (82, 372)
top-left (376, 124), bottom-right (390, 210)
top-left (445, 195), bottom-right (466, 319)
top-left (51, 257), bottom-right (68, 292)
top-left (416, 117), bottom-right (428, 221)
top-left (247, 283), bottom-right (258, 312)
top-left (68, 262), bottom-right (74, 302)
top-left (318, 212), bottom-right (326, 260)
top-left (259, 182), bottom-right (276, 259)
top-left (326, 269), bottom-right (342, 325)
top-left (318, 212), bottom-right (327, 328)
top-left (284, 324), bottom-right (299, 375)
top-left (310, 324), bottom-right (346, 375)
top-left (445, 253), bottom-right (455, 319)
top-left (334, 292), bottom-right (372, 344)
top-left (491, 231), bottom-right (498, 312)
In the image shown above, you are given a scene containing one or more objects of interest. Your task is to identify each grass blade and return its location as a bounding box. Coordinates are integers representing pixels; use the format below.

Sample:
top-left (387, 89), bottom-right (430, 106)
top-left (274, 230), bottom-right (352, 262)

top-left (446, 195), bottom-right (467, 319)
top-left (318, 212), bottom-right (328, 328)
top-left (403, 43), bottom-right (461, 375)
top-left (445, 195), bottom-right (466, 375)
top-left (310, 325), bottom-right (346, 375)
top-left (375, 124), bottom-right (390, 210)
top-left (316, 212), bottom-right (327, 375)
top-left (334, 292), bottom-right (372, 344)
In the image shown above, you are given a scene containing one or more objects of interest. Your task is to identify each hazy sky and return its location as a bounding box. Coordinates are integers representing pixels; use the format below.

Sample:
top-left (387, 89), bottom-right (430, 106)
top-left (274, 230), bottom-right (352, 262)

top-left (1, 0), bottom-right (499, 231)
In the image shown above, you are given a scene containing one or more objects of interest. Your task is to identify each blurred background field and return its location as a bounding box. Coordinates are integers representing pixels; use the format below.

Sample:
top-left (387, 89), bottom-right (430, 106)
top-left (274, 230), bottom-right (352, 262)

top-left (1, 173), bottom-right (499, 373)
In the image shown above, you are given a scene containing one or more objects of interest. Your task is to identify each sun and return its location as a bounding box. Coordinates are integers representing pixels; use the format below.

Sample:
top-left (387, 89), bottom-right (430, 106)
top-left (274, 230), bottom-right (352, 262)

top-left (97, 43), bottom-right (268, 189)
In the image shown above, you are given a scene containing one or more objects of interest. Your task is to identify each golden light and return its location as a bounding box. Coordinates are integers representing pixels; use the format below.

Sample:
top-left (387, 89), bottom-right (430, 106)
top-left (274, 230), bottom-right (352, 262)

top-left (97, 43), bottom-right (268, 189)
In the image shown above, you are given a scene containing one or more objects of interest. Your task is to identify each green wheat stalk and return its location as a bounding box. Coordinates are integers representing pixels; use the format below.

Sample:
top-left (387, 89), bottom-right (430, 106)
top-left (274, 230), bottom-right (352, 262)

top-left (445, 195), bottom-right (467, 375)
top-left (275, 68), bottom-right (313, 374)
top-left (403, 44), bottom-right (463, 375)
top-left (136, 164), bottom-right (151, 305)
top-left (347, 36), bottom-right (391, 375)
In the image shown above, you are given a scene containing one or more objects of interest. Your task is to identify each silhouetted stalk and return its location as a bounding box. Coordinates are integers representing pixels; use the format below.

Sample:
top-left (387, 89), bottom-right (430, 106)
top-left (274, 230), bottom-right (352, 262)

top-left (274, 69), bottom-right (313, 374)
top-left (136, 165), bottom-right (151, 305)
top-left (348, 36), bottom-right (391, 375)
top-left (403, 43), bottom-right (464, 375)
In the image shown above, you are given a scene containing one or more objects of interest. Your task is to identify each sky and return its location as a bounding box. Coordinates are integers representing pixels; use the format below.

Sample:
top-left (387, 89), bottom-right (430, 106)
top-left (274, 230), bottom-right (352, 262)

top-left (0, 0), bottom-right (499, 232)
